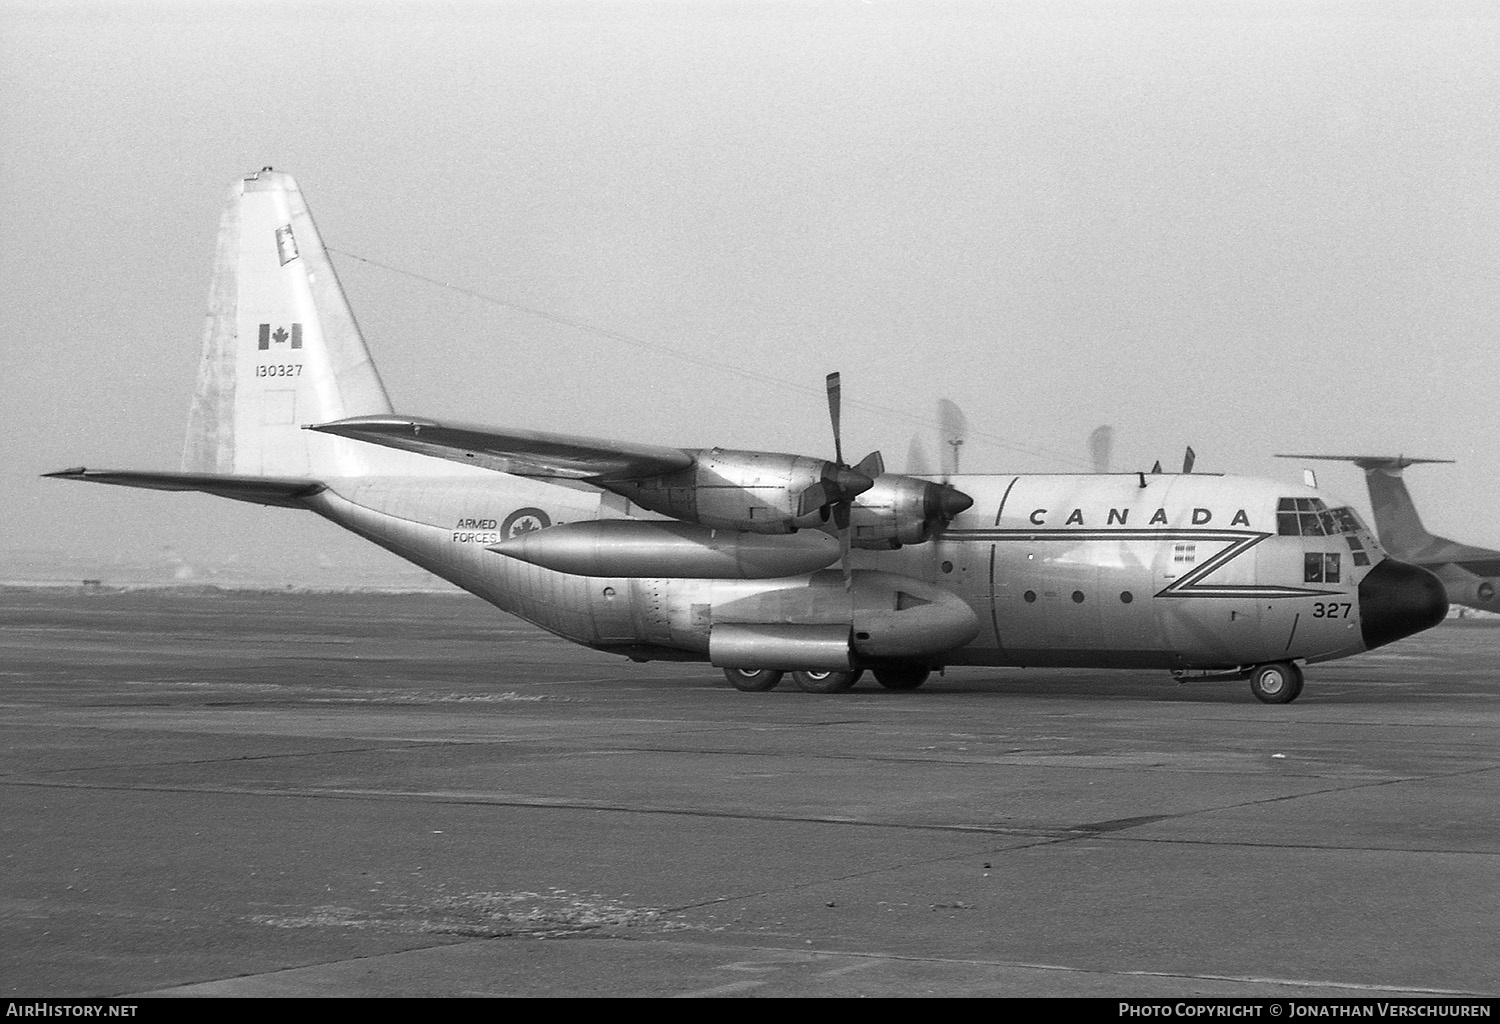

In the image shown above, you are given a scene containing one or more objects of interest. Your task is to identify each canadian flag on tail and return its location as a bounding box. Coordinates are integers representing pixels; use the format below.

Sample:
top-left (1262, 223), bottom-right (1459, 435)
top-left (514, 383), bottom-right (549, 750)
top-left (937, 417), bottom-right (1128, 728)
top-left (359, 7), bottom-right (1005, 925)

top-left (257, 323), bottom-right (302, 350)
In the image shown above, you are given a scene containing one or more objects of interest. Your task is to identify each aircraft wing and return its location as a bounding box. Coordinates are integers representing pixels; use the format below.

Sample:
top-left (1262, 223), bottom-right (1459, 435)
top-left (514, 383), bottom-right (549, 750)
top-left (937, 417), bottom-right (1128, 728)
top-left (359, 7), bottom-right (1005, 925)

top-left (308, 415), bottom-right (695, 481)
top-left (42, 469), bottom-right (324, 509)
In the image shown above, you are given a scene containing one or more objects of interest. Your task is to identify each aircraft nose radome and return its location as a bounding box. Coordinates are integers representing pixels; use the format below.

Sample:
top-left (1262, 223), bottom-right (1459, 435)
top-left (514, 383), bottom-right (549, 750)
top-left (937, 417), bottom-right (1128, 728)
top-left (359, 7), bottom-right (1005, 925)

top-left (1359, 558), bottom-right (1449, 651)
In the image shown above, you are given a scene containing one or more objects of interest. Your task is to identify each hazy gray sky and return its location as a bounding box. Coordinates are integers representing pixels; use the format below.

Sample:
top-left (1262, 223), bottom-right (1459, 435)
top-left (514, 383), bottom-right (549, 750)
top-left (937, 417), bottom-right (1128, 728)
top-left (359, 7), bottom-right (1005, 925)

top-left (4, 0), bottom-right (1498, 584)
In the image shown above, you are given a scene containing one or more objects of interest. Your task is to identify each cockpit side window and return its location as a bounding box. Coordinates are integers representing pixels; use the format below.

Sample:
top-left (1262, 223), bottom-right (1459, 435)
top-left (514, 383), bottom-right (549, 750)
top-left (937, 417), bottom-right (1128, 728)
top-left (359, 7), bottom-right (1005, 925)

top-left (1305, 552), bottom-right (1342, 583)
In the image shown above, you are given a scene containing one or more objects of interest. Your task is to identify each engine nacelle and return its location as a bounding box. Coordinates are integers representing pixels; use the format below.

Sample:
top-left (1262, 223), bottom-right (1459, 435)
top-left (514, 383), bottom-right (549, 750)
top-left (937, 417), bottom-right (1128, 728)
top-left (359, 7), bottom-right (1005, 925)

top-left (605, 452), bottom-right (973, 547)
top-left (847, 474), bottom-right (974, 549)
top-left (1432, 563), bottom-right (1498, 608)
top-left (603, 448), bottom-right (867, 535)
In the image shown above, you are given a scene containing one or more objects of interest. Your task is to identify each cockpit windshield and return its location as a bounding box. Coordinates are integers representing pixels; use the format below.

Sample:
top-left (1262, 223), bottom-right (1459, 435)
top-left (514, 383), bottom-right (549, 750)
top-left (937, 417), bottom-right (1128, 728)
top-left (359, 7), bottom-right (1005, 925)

top-left (1277, 497), bottom-right (1327, 536)
top-left (1277, 499), bottom-right (1371, 538)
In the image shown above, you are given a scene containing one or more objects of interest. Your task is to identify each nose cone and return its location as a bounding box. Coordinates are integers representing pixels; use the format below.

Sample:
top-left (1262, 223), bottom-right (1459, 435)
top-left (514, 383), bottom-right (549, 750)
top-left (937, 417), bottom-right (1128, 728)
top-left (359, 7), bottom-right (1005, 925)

top-left (832, 464), bottom-right (875, 499)
top-left (924, 483), bottom-right (974, 522)
top-left (1359, 557), bottom-right (1449, 651)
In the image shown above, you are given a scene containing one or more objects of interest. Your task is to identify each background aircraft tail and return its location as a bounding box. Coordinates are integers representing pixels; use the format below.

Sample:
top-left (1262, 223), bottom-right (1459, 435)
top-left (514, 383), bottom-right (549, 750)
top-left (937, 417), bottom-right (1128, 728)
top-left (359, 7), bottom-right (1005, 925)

top-left (182, 168), bottom-right (394, 478)
top-left (1276, 455), bottom-right (1454, 558)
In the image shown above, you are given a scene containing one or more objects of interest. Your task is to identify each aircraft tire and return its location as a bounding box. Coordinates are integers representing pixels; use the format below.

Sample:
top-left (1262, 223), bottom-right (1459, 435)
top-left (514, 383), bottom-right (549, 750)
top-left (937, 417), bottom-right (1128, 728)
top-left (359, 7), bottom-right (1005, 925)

top-left (791, 669), bottom-right (860, 693)
top-left (1248, 661), bottom-right (1303, 704)
top-left (723, 668), bottom-right (783, 692)
top-left (873, 665), bottom-right (930, 691)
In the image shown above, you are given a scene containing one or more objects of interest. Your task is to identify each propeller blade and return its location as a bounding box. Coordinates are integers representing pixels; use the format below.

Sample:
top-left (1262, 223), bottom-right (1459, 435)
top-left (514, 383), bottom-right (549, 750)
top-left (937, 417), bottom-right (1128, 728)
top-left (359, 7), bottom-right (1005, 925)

top-left (1089, 425), bottom-right (1115, 474)
top-left (796, 481), bottom-right (832, 518)
top-left (1182, 446), bottom-right (1196, 474)
top-left (834, 504), bottom-right (854, 590)
top-left (796, 461), bottom-right (876, 518)
top-left (825, 372), bottom-right (844, 467)
top-left (906, 437), bottom-right (933, 476)
top-left (855, 450), bottom-right (884, 479)
top-left (938, 398), bottom-right (967, 479)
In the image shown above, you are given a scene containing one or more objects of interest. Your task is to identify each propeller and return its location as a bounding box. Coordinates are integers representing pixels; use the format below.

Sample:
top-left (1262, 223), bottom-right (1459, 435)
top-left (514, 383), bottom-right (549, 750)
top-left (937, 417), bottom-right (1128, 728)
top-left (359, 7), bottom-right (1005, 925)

top-left (796, 372), bottom-right (883, 587)
top-left (926, 397), bottom-right (975, 537)
top-left (906, 437), bottom-right (933, 476)
top-left (938, 398), bottom-right (967, 478)
top-left (1089, 425), bottom-right (1115, 474)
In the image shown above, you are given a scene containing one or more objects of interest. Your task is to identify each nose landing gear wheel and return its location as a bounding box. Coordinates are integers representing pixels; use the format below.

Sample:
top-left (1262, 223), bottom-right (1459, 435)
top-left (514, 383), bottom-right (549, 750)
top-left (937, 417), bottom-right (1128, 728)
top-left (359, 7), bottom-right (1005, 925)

top-left (1248, 661), bottom-right (1304, 704)
top-left (791, 669), bottom-right (861, 693)
top-left (723, 668), bottom-right (783, 692)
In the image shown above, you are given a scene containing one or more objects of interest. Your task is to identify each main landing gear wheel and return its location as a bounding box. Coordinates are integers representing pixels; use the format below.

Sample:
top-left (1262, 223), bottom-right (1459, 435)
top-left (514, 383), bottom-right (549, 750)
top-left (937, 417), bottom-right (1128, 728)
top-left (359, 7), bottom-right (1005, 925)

top-left (1248, 661), bottom-right (1304, 704)
top-left (873, 665), bottom-right (931, 691)
top-left (723, 668), bottom-right (783, 692)
top-left (791, 669), bottom-right (861, 693)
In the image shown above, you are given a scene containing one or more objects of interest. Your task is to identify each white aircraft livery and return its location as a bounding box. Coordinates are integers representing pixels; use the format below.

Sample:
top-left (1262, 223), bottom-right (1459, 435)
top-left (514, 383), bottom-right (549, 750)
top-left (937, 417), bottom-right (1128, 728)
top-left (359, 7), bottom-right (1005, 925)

top-left (48, 169), bottom-right (1449, 704)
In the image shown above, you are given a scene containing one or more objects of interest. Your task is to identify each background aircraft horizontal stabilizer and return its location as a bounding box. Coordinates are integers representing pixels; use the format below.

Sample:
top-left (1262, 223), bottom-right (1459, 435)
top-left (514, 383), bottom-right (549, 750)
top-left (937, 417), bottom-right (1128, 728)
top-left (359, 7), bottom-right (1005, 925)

top-left (1276, 454), bottom-right (1456, 472)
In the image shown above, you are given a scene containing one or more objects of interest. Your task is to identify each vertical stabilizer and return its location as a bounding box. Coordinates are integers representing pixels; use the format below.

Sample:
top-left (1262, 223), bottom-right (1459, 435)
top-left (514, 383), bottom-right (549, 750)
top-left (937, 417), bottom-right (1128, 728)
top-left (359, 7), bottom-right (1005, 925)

top-left (1357, 459), bottom-right (1443, 558)
top-left (183, 168), bottom-right (393, 477)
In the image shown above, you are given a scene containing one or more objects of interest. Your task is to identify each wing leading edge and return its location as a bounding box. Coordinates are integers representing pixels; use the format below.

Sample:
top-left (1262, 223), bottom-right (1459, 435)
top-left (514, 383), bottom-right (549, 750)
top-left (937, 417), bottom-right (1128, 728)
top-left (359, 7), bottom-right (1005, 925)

top-left (306, 415), bottom-right (695, 481)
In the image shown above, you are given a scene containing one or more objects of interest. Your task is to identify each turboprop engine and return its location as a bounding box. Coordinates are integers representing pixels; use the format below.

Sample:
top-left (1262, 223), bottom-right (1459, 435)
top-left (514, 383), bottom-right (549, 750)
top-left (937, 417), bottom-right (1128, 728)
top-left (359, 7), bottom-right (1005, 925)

top-left (845, 473), bottom-right (973, 549)
top-left (604, 455), bottom-right (972, 547)
top-left (602, 447), bottom-right (882, 535)
top-left (1430, 563), bottom-right (1498, 608)
top-left (601, 372), bottom-right (970, 546)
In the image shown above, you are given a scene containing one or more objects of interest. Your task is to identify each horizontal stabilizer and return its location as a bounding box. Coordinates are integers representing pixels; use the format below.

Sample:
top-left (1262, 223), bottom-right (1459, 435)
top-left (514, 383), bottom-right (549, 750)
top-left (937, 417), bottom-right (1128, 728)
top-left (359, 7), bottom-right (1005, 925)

top-left (307, 415), bottom-right (695, 481)
top-left (43, 468), bottom-right (324, 509)
top-left (1275, 455), bottom-right (1455, 472)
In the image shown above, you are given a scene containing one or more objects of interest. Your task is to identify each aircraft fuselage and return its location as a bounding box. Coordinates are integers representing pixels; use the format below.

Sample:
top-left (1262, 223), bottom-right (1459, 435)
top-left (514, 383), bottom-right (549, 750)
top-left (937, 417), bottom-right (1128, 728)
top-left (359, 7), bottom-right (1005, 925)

top-left (307, 466), bottom-right (1435, 674)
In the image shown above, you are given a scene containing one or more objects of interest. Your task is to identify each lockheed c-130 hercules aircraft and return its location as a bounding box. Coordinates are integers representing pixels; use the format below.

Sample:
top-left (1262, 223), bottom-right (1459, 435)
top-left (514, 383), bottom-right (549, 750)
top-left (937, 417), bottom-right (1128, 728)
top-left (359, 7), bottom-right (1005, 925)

top-left (47, 170), bottom-right (1450, 704)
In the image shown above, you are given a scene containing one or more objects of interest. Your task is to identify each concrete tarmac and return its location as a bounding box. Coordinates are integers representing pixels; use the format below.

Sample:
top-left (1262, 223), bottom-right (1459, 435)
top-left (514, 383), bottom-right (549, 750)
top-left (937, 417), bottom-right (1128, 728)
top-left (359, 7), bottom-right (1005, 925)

top-left (3, 587), bottom-right (1497, 998)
